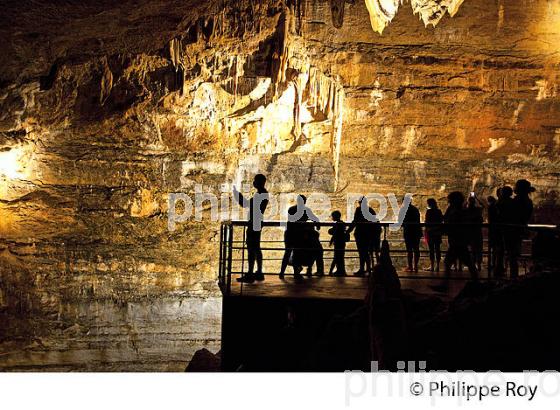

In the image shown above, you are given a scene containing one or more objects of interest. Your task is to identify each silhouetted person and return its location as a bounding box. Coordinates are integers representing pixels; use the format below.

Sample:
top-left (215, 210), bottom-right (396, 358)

top-left (279, 203), bottom-right (299, 280)
top-left (402, 197), bottom-right (422, 273)
top-left (507, 179), bottom-right (535, 278)
top-left (328, 210), bottom-right (349, 276)
top-left (282, 195), bottom-right (323, 281)
top-left (233, 174), bottom-right (269, 283)
top-left (424, 198), bottom-right (443, 272)
top-left (443, 191), bottom-right (478, 280)
top-left (306, 222), bottom-right (324, 277)
top-left (495, 186), bottom-right (514, 277)
top-left (487, 195), bottom-right (499, 274)
top-left (465, 194), bottom-right (484, 271)
top-left (367, 240), bottom-right (406, 369)
top-left (347, 197), bottom-right (380, 276)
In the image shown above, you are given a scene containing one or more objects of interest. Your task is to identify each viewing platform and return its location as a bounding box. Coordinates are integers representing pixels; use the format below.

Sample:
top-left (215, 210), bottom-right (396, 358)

top-left (217, 220), bottom-right (559, 371)
top-left (218, 220), bottom-right (558, 300)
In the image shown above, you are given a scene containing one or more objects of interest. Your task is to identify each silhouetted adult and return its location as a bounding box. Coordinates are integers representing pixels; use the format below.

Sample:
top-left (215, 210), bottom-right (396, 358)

top-left (507, 179), bottom-right (535, 278)
top-left (487, 195), bottom-right (500, 274)
top-left (424, 198), bottom-right (443, 272)
top-left (402, 198), bottom-right (422, 273)
top-left (233, 174), bottom-right (269, 283)
top-left (443, 191), bottom-right (478, 280)
top-left (465, 195), bottom-right (484, 271)
top-left (279, 203), bottom-right (299, 280)
top-left (495, 186), bottom-right (514, 277)
top-left (347, 197), bottom-right (381, 276)
top-left (367, 240), bottom-right (406, 369)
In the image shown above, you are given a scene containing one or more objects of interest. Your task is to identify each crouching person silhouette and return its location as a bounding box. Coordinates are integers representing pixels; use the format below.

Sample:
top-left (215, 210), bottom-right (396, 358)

top-left (233, 174), bottom-right (269, 283)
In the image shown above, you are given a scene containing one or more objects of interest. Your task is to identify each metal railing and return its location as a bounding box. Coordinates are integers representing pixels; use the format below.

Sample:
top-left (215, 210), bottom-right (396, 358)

top-left (218, 220), bottom-right (559, 296)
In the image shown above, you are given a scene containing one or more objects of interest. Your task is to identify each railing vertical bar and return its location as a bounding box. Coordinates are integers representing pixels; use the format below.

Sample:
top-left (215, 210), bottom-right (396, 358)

top-left (240, 225), bottom-right (246, 296)
top-left (487, 226), bottom-right (492, 278)
top-left (218, 224), bottom-right (224, 288)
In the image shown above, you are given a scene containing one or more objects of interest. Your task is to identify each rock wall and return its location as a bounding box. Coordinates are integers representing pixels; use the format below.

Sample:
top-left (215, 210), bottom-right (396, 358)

top-left (1, 0), bottom-right (560, 370)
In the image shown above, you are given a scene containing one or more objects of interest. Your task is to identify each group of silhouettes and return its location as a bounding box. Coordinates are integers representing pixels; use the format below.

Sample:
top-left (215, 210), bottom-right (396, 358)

top-left (233, 174), bottom-right (535, 283)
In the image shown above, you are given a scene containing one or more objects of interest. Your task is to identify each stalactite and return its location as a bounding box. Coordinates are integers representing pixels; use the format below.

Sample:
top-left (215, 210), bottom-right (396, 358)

top-left (200, 17), bottom-right (216, 41)
top-left (308, 67), bottom-right (337, 116)
top-left (364, 0), bottom-right (402, 34)
top-left (233, 55), bottom-right (244, 103)
top-left (410, 0), bottom-right (465, 27)
top-left (291, 0), bottom-right (306, 35)
top-left (272, 5), bottom-right (292, 99)
top-left (364, 0), bottom-right (466, 33)
top-left (169, 38), bottom-right (183, 70)
top-left (293, 73), bottom-right (308, 138)
top-left (330, 0), bottom-right (347, 29)
top-left (100, 58), bottom-right (113, 105)
top-left (331, 80), bottom-right (344, 190)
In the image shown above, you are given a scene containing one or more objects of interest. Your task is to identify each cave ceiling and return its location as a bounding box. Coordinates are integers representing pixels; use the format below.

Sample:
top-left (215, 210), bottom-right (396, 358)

top-left (0, 0), bottom-right (466, 84)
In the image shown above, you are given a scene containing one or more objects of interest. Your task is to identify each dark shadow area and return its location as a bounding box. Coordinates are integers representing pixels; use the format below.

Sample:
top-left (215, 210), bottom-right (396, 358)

top-left (191, 271), bottom-right (560, 372)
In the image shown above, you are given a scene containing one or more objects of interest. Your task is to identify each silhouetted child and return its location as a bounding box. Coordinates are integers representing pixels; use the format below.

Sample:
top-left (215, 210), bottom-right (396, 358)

top-left (328, 211), bottom-right (348, 276)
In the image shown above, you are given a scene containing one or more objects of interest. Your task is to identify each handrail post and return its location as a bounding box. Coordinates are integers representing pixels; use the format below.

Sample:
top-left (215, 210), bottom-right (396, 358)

top-left (218, 224), bottom-right (225, 291)
top-left (226, 223), bottom-right (233, 295)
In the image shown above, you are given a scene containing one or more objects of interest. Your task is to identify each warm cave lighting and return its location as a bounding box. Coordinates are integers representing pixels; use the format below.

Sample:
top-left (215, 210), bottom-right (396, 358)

top-left (0, 147), bottom-right (26, 180)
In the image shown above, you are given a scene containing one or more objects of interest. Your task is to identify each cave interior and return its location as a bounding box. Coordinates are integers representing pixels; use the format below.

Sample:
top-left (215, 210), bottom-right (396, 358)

top-left (1, 0), bottom-right (560, 371)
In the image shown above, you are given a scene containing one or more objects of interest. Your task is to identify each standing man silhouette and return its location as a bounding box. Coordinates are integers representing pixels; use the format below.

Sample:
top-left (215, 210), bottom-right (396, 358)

top-left (496, 186), bottom-right (514, 277)
top-left (508, 179), bottom-right (535, 278)
top-left (402, 197), bottom-right (422, 273)
top-left (443, 191), bottom-right (478, 279)
top-left (348, 197), bottom-right (378, 276)
top-left (424, 198), bottom-right (443, 272)
top-left (465, 194), bottom-right (484, 271)
top-left (233, 174), bottom-right (269, 283)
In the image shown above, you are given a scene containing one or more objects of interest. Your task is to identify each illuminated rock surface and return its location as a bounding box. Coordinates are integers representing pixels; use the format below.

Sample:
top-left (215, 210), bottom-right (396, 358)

top-left (1, 0), bottom-right (560, 370)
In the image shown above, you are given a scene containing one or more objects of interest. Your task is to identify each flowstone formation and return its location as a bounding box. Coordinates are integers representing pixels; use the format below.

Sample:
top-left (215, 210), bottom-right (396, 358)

top-left (1, 0), bottom-right (560, 370)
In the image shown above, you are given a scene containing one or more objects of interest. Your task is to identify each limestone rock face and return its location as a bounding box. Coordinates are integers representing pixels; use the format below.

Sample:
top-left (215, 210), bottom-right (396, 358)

top-left (1, 0), bottom-right (560, 370)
